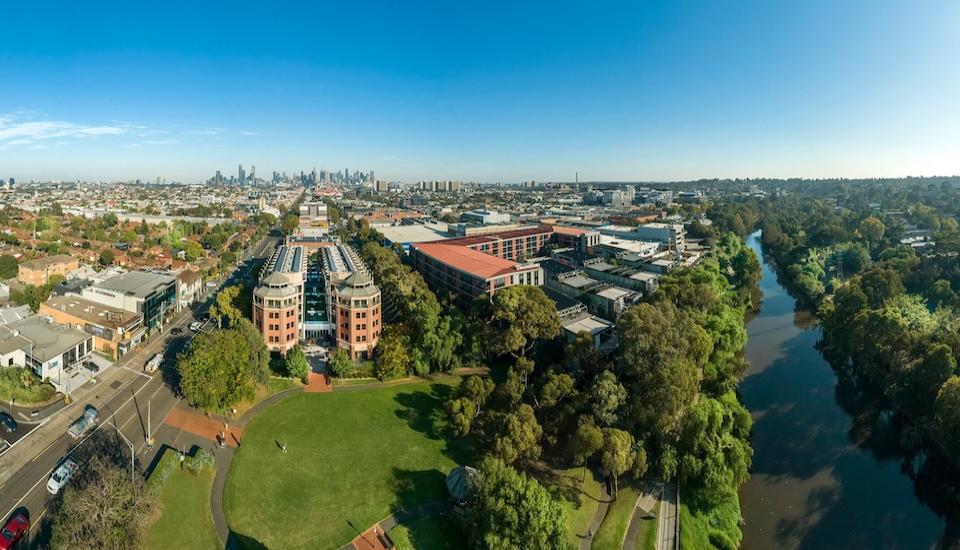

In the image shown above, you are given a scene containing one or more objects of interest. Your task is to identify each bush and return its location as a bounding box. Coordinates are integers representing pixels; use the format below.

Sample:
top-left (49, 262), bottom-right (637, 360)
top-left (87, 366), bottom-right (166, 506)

top-left (185, 448), bottom-right (215, 473)
top-left (329, 348), bottom-right (353, 378)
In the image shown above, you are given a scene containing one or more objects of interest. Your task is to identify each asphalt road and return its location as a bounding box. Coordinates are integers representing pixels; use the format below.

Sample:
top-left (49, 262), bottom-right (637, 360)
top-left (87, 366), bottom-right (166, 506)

top-left (657, 482), bottom-right (679, 550)
top-left (0, 230), bottom-right (279, 548)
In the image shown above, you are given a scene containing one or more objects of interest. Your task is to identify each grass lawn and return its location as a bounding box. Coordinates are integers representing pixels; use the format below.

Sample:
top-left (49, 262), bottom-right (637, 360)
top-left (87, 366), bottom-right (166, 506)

top-left (224, 378), bottom-right (467, 549)
top-left (389, 516), bottom-right (464, 550)
top-left (230, 376), bottom-right (300, 417)
top-left (634, 517), bottom-right (657, 550)
top-left (0, 367), bottom-right (57, 405)
top-left (679, 493), bottom-right (742, 550)
top-left (143, 451), bottom-right (220, 550)
top-left (592, 485), bottom-right (641, 550)
top-left (550, 466), bottom-right (604, 547)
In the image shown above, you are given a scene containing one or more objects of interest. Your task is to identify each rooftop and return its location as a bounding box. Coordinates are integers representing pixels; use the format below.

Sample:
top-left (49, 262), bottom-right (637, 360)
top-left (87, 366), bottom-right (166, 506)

top-left (96, 271), bottom-right (176, 298)
top-left (41, 295), bottom-right (139, 329)
top-left (413, 242), bottom-right (537, 279)
top-left (19, 254), bottom-right (77, 270)
top-left (9, 314), bottom-right (91, 362)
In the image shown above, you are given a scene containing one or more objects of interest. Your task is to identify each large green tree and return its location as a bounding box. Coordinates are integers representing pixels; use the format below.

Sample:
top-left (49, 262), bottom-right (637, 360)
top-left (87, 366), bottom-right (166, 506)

top-left (468, 458), bottom-right (570, 550)
top-left (0, 254), bottom-right (17, 279)
top-left (486, 285), bottom-right (561, 358)
top-left (50, 456), bottom-right (153, 550)
top-left (177, 320), bottom-right (270, 411)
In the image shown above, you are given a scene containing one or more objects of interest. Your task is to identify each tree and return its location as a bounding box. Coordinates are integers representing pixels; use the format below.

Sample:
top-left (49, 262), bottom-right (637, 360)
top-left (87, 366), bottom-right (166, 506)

top-left (490, 404), bottom-right (543, 465)
top-left (177, 321), bottom-right (270, 411)
top-left (486, 286), bottom-right (561, 358)
top-left (897, 344), bottom-right (955, 420)
top-left (0, 254), bottom-right (17, 279)
top-left (936, 377), bottom-right (960, 460)
top-left (468, 458), bottom-right (570, 550)
top-left (374, 328), bottom-right (412, 380)
top-left (284, 345), bottom-right (310, 381)
top-left (858, 216), bottom-right (885, 245)
top-left (568, 421), bottom-right (603, 466)
top-left (617, 302), bottom-right (706, 435)
top-left (329, 348), bottom-right (353, 378)
top-left (49, 456), bottom-right (153, 550)
top-left (462, 375), bottom-right (495, 414)
top-left (600, 428), bottom-right (635, 498)
top-left (589, 371), bottom-right (626, 427)
top-left (209, 285), bottom-right (244, 328)
top-left (678, 393), bottom-right (752, 506)
top-left (102, 212), bottom-right (119, 227)
top-left (99, 248), bottom-right (116, 266)
top-left (281, 214), bottom-right (299, 235)
top-left (446, 397), bottom-right (478, 437)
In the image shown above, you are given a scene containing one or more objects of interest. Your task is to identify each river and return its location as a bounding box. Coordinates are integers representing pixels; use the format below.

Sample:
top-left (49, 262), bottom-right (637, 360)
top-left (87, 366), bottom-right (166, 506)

top-left (738, 231), bottom-right (953, 549)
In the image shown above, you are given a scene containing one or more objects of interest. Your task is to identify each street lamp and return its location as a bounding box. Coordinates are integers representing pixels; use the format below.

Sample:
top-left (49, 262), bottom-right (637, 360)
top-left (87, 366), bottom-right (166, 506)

top-left (107, 421), bottom-right (136, 483)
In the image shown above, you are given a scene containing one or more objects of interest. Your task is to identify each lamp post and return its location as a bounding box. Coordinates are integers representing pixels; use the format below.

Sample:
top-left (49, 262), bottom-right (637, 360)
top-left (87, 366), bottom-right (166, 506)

top-left (108, 421), bottom-right (136, 483)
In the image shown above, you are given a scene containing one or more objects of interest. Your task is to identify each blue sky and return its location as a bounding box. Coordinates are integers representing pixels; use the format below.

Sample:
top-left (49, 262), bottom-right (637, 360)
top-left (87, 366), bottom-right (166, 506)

top-left (1, 1), bottom-right (959, 182)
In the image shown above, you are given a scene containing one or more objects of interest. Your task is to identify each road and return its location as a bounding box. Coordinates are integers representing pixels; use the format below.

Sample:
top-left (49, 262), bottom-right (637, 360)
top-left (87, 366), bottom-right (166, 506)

top-left (657, 482), bottom-right (678, 550)
top-left (0, 229), bottom-right (279, 548)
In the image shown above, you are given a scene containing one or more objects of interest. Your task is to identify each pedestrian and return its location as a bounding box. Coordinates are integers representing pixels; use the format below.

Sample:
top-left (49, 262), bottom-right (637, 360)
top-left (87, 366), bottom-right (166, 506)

top-left (281, 441), bottom-right (287, 453)
top-left (587, 528), bottom-right (593, 539)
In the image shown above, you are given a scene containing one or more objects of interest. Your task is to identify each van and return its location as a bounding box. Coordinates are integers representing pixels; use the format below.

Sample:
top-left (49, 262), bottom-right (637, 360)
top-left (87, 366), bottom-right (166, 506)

top-left (145, 353), bottom-right (163, 373)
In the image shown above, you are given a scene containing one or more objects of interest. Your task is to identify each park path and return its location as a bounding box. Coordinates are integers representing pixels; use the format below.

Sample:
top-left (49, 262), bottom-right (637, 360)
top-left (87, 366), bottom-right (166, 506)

top-left (579, 476), bottom-right (613, 550)
top-left (337, 500), bottom-right (450, 550)
top-left (621, 481), bottom-right (661, 550)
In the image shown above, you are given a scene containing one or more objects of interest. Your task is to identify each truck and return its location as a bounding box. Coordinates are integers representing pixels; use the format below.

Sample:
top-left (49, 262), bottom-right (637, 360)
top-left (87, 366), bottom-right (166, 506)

top-left (145, 353), bottom-right (163, 373)
top-left (66, 405), bottom-right (99, 439)
top-left (47, 457), bottom-right (79, 494)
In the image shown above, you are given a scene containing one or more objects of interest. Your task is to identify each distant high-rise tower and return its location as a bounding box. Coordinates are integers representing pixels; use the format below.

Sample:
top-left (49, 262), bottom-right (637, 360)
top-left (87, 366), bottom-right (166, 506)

top-left (238, 164), bottom-right (245, 185)
top-left (251, 165), bottom-right (256, 183)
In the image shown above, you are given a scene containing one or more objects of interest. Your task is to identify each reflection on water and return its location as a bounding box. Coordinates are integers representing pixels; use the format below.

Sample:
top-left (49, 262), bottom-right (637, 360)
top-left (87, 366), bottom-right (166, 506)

top-left (739, 231), bottom-right (953, 550)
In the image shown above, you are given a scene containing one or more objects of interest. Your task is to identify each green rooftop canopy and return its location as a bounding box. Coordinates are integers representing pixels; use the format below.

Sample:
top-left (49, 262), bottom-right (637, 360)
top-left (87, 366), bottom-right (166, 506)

top-left (446, 465), bottom-right (479, 503)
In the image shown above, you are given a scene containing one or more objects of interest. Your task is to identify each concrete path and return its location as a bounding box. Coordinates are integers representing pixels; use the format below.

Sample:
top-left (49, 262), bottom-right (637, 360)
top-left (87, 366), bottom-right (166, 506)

top-left (579, 476), bottom-right (613, 550)
top-left (656, 482), bottom-right (678, 550)
top-left (336, 500), bottom-right (451, 550)
top-left (621, 481), bottom-right (661, 550)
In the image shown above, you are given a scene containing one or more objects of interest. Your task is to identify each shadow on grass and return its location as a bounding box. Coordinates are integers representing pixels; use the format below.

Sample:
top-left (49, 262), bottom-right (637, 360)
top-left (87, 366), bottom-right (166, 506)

top-left (391, 468), bottom-right (447, 514)
top-left (393, 382), bottom-right (473, 464)
top-left (529, 463), bottom-right (610, 507)
top-left (225, 529), bottom-right (268, 550)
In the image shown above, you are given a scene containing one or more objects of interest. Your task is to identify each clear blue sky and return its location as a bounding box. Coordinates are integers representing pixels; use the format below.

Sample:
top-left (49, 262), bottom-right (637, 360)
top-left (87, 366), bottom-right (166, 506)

top-left (1, 1), bottom-right (958, 182)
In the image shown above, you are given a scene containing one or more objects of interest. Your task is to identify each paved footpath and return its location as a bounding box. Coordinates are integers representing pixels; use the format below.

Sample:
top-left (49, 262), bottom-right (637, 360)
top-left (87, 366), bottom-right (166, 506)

top-left (579, 475), bottom-right (613, 550)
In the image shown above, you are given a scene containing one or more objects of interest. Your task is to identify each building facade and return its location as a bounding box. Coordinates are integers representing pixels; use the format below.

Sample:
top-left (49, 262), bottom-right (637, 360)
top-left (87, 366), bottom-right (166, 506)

top-left (334, 272), bottom-right (381, 360)
top-left (253, 272), bottom-right (301, 355)
top-left (17, 254), bottom-right (79, 286)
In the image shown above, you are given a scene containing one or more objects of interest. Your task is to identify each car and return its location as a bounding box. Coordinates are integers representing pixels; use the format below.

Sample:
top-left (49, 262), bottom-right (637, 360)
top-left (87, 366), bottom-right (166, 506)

top-left (0, 509), bottom-right (29, 550)
top-left (206, 281), bottom-right (217, 288)
top-left (170, 327), bottom-right (183, 336)
top-left (0, 412), bottom-right (16, 433)
top-left (83, 361), bottom-right (100, 374)
top-left (66, 405), bottom-right (99, 438)
top-left (189, 321), bottom-right (204, 332)
top-left (144, 353), bottom-right (163, 373)
top-left (47, 458), bottom-right (79, 495)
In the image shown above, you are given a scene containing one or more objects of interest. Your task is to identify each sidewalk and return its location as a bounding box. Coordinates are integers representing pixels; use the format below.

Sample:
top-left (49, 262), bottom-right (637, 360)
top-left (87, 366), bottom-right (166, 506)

top-left (580, 475), bottom-right (613, 550)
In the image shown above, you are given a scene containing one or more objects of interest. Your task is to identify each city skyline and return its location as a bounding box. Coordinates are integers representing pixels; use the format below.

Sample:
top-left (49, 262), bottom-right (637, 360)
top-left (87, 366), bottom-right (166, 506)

top-left (2, 1), bottom-right (959, 182)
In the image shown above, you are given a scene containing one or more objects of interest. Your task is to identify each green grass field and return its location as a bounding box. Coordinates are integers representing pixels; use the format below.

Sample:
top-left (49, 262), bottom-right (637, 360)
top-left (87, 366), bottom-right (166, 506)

top-left (389, 516), bottom-right (464, 550)
top-left (592, 485), bottom-right (642, 550)
top-left (223, 378), bottom-right (467, 549)
top-left (143, 451), bottom-right (220, 550)
top-left (551, 466), bottom-right (604, 547)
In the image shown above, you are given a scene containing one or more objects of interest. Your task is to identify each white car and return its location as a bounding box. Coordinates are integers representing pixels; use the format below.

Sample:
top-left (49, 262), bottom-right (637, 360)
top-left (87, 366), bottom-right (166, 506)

top-left (47, 458), bottom-right (79, 494)
top-left (190, 321), bottom-right (204, 332)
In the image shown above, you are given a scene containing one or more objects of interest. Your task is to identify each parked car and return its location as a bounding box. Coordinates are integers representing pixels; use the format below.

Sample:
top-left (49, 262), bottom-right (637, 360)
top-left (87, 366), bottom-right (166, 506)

top-left (66, 405), bottom-right (99, 439)
top-left (0, 412), bottom-right (16, 433)
top-left (47, 458), bottom-right (79, 494)
top-left (144, 353), bottom-right (163, 373)
top-left (0, 509), bottom-right (29, 550)
top-left (189, 321), bottom-right (204, 332)
top-left (170, 327), bottom-right (183, 336)
top-left (83, 361), bottom-right (100, 375)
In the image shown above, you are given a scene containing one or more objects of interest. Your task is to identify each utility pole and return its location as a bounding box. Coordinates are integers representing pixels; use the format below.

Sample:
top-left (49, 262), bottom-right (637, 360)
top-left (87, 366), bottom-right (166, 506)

top-left (108, 421), bottom-right (136, 483)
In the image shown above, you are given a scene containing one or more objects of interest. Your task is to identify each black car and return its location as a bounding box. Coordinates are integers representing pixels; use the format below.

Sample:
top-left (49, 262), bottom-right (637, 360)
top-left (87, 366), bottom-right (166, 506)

top-left (83, 361), bottom-right (100, 374)
top-left (170, 327), bottom-right (183, 336)
top-left (0, 412), bottom-right (16, 433)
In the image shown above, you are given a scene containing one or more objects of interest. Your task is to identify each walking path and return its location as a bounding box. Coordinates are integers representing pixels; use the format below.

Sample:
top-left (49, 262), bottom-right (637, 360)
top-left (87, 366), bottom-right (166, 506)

top-left (579, 476), bottom-right (613, 550)
top-left (336, 500), bottom-right (450, 550)
top-left (621, 481), bottom-right (661, 550)
top-left (304, 371), bottom-right (333, 393)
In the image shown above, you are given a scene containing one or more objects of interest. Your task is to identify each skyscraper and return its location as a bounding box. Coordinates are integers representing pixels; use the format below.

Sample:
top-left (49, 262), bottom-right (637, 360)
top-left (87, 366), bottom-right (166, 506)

top-left (238, 164), bottom-right (246, 185)
top-left (251, 165), bottom-right (256, 184)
